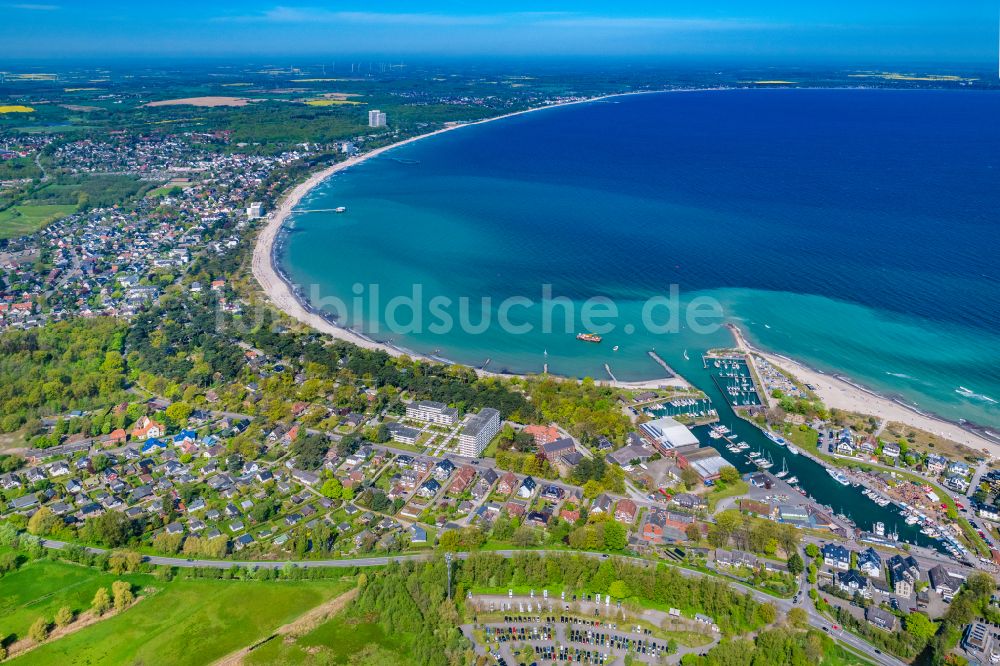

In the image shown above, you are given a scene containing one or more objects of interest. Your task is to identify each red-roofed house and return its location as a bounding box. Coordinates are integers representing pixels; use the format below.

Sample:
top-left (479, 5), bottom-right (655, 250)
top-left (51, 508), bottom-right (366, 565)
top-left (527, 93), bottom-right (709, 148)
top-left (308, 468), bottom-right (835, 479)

top-left (497, 472), bottom-right (518, 496)
top-left (449, 466), bottom-right (477, 495)
top-left (614, 499), bottom-right (638, 524)
top-left (105, 428), bottom-right (128, 446)
top-left (524, 424), bottom-right (560, 446)
top-left (130, 416), bottom-right (164, 442)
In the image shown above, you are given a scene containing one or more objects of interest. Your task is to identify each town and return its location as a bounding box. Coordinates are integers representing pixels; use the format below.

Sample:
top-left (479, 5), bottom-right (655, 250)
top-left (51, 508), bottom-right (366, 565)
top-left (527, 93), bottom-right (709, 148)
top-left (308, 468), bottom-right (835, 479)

top-left (2, 60), bottom-right (999, 666)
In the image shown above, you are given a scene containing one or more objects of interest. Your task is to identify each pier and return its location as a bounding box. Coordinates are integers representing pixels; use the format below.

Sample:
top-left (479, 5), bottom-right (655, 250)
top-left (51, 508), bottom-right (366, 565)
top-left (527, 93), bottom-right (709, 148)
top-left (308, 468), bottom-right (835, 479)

top-left (604, 363), bottom-right (617, 382)
top-left (647, 350), bottom-right (678, 379)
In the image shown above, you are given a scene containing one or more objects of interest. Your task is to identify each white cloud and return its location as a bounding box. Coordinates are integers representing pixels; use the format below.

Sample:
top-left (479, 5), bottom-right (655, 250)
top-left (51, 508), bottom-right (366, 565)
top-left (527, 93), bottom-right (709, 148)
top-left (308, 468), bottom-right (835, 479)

top-left (225, 6), bottom-right (503, 26)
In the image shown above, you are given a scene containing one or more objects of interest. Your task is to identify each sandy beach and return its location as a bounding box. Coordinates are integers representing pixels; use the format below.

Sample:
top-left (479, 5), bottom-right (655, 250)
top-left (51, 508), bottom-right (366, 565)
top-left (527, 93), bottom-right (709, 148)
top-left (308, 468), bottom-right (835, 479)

top-left (729, 324), bottom-right (998, 455)
top-left (251, 92), bottom-right (688, 391)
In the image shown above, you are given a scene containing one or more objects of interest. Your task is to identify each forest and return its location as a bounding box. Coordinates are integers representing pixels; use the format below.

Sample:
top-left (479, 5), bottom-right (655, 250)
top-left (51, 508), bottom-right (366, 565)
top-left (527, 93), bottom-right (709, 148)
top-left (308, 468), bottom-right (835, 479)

top-left (0, 317), bottom-right (128, 432)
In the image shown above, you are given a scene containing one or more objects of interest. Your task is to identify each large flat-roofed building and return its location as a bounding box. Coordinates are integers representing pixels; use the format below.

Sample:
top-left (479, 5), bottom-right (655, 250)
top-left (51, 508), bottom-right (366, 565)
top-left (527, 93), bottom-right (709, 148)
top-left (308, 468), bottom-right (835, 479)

top-left (458, 408), bottom-right (501, 457)
top-left (639, 416), bottom-right (699, 454)
top-left (677, 445), bottom-right (729, 482)
top-left (406, 400), bottom-right (458, 425)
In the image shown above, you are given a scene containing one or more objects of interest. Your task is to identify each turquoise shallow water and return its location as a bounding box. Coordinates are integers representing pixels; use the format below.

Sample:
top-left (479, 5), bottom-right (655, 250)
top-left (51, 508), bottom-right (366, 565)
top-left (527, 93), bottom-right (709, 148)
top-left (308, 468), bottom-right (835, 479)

top-left (281, 89), bottom-right (1000, 429)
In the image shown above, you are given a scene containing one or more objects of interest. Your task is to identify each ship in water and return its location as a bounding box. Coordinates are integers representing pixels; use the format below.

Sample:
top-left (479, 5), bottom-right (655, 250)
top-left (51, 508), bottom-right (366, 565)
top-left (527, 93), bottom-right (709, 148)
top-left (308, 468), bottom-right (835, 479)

top-left (334, 206), bottom-right (346, 213)
top-left (827, 468), bottom-right (851, 486)
top-left (576, 333), bottom-right (602, 343)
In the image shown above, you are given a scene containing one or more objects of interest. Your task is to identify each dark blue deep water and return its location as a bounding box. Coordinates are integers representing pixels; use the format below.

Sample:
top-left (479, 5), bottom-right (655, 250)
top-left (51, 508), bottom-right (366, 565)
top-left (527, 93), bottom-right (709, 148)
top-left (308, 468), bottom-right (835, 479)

top-left (282, 89), bottom-right (1000, 428)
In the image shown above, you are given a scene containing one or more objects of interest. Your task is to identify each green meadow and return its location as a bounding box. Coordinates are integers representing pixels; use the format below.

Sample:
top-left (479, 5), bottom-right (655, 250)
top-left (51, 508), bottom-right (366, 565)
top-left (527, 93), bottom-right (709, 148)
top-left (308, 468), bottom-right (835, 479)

top-left (7, 563), bottom-right (355, 666)
top-left (0, 204), bottom-right (77, 239)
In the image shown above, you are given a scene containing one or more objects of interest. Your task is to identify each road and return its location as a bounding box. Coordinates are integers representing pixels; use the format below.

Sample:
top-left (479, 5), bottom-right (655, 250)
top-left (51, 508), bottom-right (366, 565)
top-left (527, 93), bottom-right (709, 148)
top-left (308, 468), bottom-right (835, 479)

top-left (39, 539), bottom-right (904, 666)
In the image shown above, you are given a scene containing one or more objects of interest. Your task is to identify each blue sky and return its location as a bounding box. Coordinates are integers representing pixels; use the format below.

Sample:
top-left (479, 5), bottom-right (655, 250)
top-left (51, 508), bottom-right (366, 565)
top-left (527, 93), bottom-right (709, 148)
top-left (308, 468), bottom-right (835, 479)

top-left (2, 1), bottom-right (995, 63)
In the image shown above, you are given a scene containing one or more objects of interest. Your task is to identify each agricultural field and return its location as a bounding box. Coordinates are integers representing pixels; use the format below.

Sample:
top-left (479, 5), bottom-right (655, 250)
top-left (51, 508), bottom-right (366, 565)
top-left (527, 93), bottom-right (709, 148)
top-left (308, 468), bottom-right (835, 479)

top-left (0, 204), bottom-right (77, 239)
top-left (245, 615), bottom-right (409, 665)
top-left (0, 558), bottom-right (154, 644)
top-left (10, 574), bottom-right (356, 666)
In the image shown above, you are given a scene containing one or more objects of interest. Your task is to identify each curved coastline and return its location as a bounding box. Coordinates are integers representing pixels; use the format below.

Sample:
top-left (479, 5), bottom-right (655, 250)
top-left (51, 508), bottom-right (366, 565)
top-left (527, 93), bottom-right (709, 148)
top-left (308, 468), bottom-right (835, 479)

top-left (728, 324), bottom-right (998, 453)
top-left (253, 90), bottom-right (999, 449)
top-left (251, 90), bottom-right (690, 390)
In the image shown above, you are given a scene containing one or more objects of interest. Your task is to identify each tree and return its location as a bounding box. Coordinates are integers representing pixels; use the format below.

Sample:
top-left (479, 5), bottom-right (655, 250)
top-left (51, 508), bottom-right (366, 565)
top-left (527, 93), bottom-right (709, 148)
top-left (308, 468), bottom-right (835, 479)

top-left (680, 466), bottom-right (700, 489)
top-left (966, 572), bottom-right (996, 599)
top-left (719, 466), bottom-right (739, 484)
top-left (805, 543), bottom-right (819, 558)
top-left (787, 552), bottom-right (804, 576)
top-left (28, 616), bottom-right (49, 642)
top-left (164, 401), bottom-right (192, 426)
top-left (321, 478), bottom-right (343, 499)
top-left (107, 550), bottom-right (142, 575)
top-left (608, 579), bottom-right (630, 600)
top-left (787, 607), bottom-right (808, 629)
top-left (582, 479), bottom-right (602, 499)
top-left (685, 523), bottom-right (701, 542)
top-left (603, 521), bottom-right (627, 551)
top-left (92, 587), bottom-right (111, 615)
top-left (757, 603), bottom-right (777, 625)
top-left (27, 506), bottom-right (60, 536)
top-left (905, 611), bottom-right (937, 643)
top-left (112, 580), bottom-right (134, 611)
top-left (54, 605), bottom-right (74, 628)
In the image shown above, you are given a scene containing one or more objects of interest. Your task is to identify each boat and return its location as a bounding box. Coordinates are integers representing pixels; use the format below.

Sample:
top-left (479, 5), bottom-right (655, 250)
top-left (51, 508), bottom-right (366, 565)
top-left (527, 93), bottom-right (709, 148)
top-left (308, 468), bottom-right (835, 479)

top-left (827, 468), bottom-right (850, 486)
top-left (576, 333), bottom-right (602, 343)
top-left (612, 345), bottom-right (619, 351)
top-left (786, 476), bottom-right (799, 484)
top-left (334, 206), bottom-right (347, 213)
top-left (786, 444), bottom-right (799, 455)
top-left (775, 458), bottom-right (789, 478)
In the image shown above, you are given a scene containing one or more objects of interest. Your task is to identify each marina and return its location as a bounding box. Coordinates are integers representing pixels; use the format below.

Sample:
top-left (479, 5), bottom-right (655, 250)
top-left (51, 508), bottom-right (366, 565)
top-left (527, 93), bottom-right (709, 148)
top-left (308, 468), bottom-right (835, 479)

top-left (702, 353), bottom-right (763, 409)
top-left (643, 396), bottom-right (716, 421)
top-left (687, 355), bottom-right (957, 559)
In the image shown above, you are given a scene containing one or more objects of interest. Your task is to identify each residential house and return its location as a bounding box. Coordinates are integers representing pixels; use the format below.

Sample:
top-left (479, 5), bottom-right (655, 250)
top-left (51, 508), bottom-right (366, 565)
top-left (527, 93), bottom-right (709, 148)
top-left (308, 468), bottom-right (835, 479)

top-left (433, 459), bottom-right (456, 482)
top-left (417, 478), bottom-right (441, 499)
top-left (130, 416), bottom-right (165, 441)
top-left (866, 607), bottom-right (897, 632)
top-left (524, 424), bottom-right (561, 446)
top-left (882, 441), bottom-right (900, 458)
top-left (715, 549), bottom-right (758, 570)
top-left (448, 466), bottom-right (477, 495)
top-left (822, 543), bottom-right (851, 570)
top-left (517, 476), bottom-right (537, 499)
top-left (591, 493), bottom-right (612, 514)
top-left (887, 554), bottom-right (920, 597)
top-left (928, 564), bottom-right (966, 601)
top-left (614, 499), bottom-right (638, 524)
top-left (837, 570), bottom-right (871, 599)
top-left (857, 547), bottom-right (882, 578)
top-left (539, 437), bottom-right (576, 461)
top-left (497, 472), bottom-right (518, 496)
top-left (672, 493), bottom-right (708, 511)
top-left (925, 454), bottom-right (947, 475)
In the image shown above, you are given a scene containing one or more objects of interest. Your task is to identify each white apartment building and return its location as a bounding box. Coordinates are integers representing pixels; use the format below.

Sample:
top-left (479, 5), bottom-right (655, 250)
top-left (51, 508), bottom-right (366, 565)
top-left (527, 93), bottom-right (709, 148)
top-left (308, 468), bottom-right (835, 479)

top-left (406, 400), bottom-right (458, 425)
top-left (458, 408), bottom-right (501, 457)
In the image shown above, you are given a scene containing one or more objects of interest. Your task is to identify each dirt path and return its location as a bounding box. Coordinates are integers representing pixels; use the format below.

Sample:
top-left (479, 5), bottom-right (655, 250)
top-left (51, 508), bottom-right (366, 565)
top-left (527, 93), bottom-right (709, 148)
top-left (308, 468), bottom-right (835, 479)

top-left (212, 587), bottom-right (359, 666)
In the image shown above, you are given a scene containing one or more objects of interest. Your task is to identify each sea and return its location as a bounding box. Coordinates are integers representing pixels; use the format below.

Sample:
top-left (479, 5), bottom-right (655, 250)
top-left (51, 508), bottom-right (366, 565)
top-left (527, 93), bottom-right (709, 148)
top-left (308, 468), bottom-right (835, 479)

top-left (280, 89), bottom-right (1000, 433)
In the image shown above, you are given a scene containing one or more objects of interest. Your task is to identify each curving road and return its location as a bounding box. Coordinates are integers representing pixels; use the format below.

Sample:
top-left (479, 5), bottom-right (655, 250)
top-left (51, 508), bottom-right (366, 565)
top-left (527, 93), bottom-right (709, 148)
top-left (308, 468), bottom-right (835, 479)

top-left (40, 539), bottom-right (903, 666)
